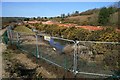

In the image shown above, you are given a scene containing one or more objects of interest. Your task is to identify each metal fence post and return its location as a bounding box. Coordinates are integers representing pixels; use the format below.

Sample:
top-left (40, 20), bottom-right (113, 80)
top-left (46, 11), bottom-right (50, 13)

top-left (7, 27), bottom-right (10, 40)
top-left (16, 32), bottom-right (20, 49)
top-left (6, 26), bottom-right (11, 44)
top-left (73, 41), bottom-right (79, 75)
top-left (64, 55), bottom-right (67, 70)
top-left (73, 41), bottom-right (77, 74)
top-left (35, 33), bottom-right (39, 63)
top-left (0, 36), bottom-right (2, 43)
top-left (8, 26), bottom-right (13, 45)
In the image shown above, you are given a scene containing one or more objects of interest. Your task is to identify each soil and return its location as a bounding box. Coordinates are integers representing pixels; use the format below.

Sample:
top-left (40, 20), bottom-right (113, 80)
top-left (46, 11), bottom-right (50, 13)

top-left (1, 29), bottom-right (75, 79)
top-left (1, 29), bottom-right (114, 79)
top-left (2, 45), bottom-right (75, 79)
top-left (0, 29), bottom-right (7, 78)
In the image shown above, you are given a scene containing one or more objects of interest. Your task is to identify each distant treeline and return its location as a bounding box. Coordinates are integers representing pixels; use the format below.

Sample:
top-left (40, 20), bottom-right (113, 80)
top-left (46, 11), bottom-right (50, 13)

top-left (2, 2), bottom-right (120, 28)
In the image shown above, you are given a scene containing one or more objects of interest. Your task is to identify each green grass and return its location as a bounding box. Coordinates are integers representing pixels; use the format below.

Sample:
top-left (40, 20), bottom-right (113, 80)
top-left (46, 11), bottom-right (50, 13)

top-left (14, 26), bottom-right (35, 34)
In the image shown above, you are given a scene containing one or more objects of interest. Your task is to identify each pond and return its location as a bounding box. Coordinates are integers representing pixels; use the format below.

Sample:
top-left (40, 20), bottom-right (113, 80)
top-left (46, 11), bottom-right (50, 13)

top-left (49, 38), bottom-right (64, 52)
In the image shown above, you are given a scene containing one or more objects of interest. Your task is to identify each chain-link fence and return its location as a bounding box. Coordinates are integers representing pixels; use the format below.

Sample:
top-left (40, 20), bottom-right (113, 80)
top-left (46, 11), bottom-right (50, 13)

top-left (6, 27), bottom-right (120, 78)
top-left (37, 35), bottom-right (75, 71)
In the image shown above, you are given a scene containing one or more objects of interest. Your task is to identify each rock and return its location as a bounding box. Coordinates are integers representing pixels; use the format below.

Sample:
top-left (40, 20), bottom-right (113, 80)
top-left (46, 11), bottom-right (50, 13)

top-left (12, 73), bottom-right (18, 77)
top-left (63, 44), bottom-right (74, 54)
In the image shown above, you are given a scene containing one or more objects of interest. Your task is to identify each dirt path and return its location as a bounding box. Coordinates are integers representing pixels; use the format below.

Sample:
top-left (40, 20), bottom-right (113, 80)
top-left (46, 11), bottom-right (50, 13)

top-left (0, 29), bottom-right (6, 36)
top-left (13, 53), bottom-right (57, 78)
top-left (0, 43), bottom-right (6, 79)
top-left (0, 29), bottom-right (7, 78)
top-left (0, 29), bottom-right (57, 78)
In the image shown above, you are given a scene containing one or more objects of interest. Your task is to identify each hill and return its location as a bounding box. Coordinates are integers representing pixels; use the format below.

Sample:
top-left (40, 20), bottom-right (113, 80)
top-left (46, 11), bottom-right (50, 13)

top-left (2, 17), bottom-right (25, 26)
top-left (48, 6), bottom-right (118, 28)
top-left (14, 26), bottom-right (34, 34)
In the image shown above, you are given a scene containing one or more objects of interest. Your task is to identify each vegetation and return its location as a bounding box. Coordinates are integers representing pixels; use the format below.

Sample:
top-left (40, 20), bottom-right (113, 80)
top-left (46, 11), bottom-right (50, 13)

top-left (23, 23), bottom-right (120, 73)
top-left (2, 2), bottom-right (120, 77)
top-left (31, 23), bottom-right (120, 42)
top-left (56, 6), bottom-right (118, 27)
top-left (2, 4), bottom-right (119, 27)
top-left (2, 17), bottom-right (24, 24)
top-left (98, 7), bottom-right (118, 26)
top-left (14, 26), bottom-right (34, 34)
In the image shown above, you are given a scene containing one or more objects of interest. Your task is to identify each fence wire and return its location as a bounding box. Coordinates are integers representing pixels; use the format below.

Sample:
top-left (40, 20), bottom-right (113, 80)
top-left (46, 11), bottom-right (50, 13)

top-left (7, 28), bottom-right (120, 78)
top-left (76, 42), bottom-right (120, 78)
top-left (0, 36), bottom-right (2, 43)
top-left (37, 34), bottom-right (75, 70)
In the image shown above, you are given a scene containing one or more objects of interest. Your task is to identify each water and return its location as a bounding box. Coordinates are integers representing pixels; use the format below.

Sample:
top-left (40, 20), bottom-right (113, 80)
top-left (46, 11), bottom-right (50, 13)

top-left (49, 38), bottom-right (64, 53)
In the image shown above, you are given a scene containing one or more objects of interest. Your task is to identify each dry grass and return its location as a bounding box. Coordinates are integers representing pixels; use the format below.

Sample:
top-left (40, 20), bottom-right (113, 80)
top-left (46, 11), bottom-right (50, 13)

top-left (14, 26), bottom-right (35, 34)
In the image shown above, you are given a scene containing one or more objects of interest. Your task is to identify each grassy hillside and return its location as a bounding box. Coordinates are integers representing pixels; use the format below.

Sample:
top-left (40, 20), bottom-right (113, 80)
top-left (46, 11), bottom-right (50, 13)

top-left (14, 26), bottom-right (34, 34)
top-left (109, 12), bottom-right (118, 26)
top-left (59, 7), bottom-right (119, 27)
top-left (65, 13), bottom-right (99, 26)
top-left (2, 17), bottom-right (25, 26)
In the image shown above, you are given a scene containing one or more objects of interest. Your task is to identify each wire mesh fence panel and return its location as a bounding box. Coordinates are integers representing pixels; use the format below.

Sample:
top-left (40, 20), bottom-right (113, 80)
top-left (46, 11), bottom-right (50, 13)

top-left (17, 32), bottom-right (37, 56)
top-left (10, 31), bottom-right (18, 45)
top-left (37, 34), bottom-right (75, 70)
top-left (0, 37), bottom-right (1, 43)
top-left (77, 41), bottom-right (120, 77)
top-left (7, 28), bottom-right (120, 78)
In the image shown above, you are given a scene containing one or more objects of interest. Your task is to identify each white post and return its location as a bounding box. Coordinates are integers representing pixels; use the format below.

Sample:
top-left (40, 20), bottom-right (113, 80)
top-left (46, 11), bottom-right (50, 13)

top-left (73, 41), bottom-right (79, 74)
top-left (73, 42), bottom-right (77, 74)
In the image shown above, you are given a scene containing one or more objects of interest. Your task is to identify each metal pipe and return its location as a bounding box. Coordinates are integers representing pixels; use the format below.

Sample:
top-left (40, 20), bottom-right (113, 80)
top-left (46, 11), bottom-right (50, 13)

top-left (77, 71), bottom-right (113, 77)
top-left (78, 41), bottom-right (120, 44)
top-left (52, 36), bottom-right (75, 42)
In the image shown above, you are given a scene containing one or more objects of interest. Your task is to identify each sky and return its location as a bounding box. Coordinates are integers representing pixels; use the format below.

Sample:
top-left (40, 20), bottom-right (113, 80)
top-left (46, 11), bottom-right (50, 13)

top-left (2, 2), bottom-right (115, 17)
top-left (1, 0), bottom-right (119, 2)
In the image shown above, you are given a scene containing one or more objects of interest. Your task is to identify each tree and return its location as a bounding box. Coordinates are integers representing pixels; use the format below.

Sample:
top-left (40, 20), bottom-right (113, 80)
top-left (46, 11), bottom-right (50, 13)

top-left (33, 17), bottom-right (36, 20)
top-left (108, 7), bottom-right (117, 14)
top-left (61, 14), bottom-right (66, 18)
top-left (67, 13), bottom-right (70, 17)
top-left (24, 18), bottom-right (30, 21)
top-left (44, 17), bottom-right (47, 19)
top-left (37, 17), bottom-right (41, 21)
top-left (98, 7), bottom-right (110, 26)
top-left (75, 11), bottom-right (79, 15)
